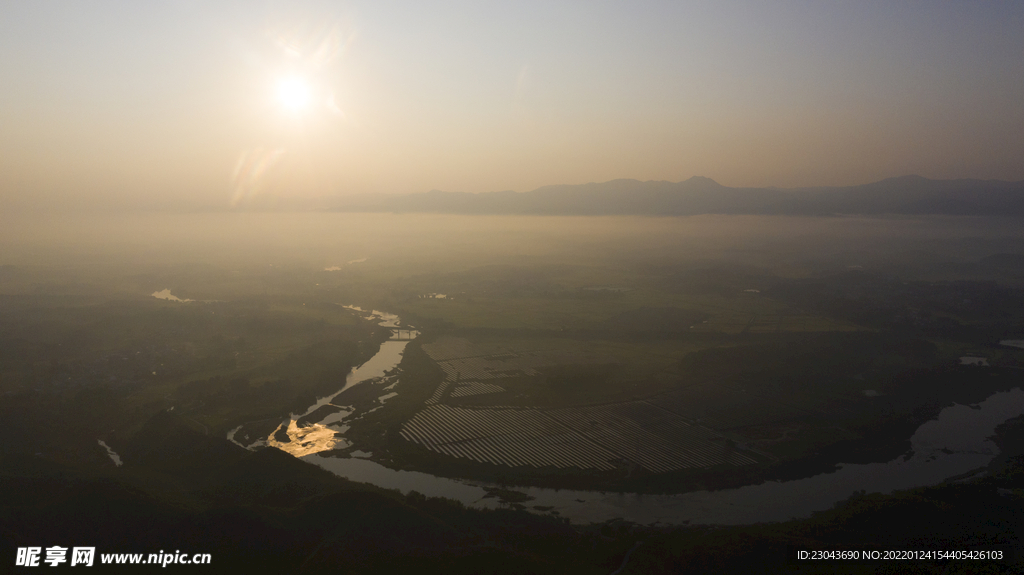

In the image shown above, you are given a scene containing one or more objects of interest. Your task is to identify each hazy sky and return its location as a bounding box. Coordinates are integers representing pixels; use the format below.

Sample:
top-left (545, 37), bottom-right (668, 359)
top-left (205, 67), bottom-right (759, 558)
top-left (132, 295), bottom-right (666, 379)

top-left (1, 1), bottom-right (1022, 209)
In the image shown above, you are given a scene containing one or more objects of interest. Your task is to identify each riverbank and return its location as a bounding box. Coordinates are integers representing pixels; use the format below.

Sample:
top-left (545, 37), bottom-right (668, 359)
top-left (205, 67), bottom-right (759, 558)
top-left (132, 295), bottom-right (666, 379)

top-left (344, 354), bottom-right (1023, 496)
top-left (241, 302), bottom-right (1024, 525)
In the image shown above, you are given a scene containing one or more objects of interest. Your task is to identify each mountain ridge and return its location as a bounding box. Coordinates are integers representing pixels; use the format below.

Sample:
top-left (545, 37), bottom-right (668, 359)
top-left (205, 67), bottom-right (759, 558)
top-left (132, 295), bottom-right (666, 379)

top-left (318, 176), bottom-right (1024, 216)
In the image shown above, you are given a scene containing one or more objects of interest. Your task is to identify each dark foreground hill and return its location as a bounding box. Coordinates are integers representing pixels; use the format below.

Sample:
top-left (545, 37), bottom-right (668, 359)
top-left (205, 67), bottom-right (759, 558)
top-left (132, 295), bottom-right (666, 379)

top-left (1, 411), bottom-right (602, 574)
top-left (321, 175), bottom-right (1024, 217)
top-left (3, 405), bottom-right (1022, 573)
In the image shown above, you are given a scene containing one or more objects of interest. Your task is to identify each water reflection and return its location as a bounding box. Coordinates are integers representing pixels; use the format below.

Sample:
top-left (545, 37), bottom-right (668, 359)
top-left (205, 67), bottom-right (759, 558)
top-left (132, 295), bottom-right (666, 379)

top-left (269, 419), bottom-right (351, 457)
top-left (323, 258), bottom-right (367, 271)
top-left (266, 307), bottom-right (416, 457)
top-left (151, 289), bottom-right (192, 302)
top-left (97, 439), bottom-right (123, 467)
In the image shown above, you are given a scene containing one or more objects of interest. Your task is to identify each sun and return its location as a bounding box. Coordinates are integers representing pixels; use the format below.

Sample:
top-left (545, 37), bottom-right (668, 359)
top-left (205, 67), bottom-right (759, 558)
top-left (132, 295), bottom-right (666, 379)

top-left (276, 76), bottom-right (311, 112)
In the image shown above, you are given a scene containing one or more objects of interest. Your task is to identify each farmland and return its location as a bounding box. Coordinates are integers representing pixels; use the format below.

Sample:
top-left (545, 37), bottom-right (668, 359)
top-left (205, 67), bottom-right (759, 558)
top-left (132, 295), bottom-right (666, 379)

top-left (399, 402), bottom-right (759, 473)
top-left (396, 336), bottom-right (763, 474)
top-left (329, 229), bottom-right (1024, 492)
top-left (3, 212), bottom-right (1024, 572)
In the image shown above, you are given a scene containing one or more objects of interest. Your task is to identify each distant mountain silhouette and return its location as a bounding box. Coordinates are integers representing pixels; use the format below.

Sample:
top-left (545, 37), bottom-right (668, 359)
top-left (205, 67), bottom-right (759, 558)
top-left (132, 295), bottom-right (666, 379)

top-left (324, 176), bottom-right (1024, 216)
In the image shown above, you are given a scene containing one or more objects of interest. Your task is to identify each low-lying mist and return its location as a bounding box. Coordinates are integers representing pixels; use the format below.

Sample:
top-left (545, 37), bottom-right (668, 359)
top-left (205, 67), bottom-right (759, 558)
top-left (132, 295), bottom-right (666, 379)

top-left (3, 213), bottom-right (1023, 277)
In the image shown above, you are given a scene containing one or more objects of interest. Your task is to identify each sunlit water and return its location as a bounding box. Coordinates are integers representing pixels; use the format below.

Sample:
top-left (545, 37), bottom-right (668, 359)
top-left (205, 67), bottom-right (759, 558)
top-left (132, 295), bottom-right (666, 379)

top-left (262, 308), bottom-right (418, 457)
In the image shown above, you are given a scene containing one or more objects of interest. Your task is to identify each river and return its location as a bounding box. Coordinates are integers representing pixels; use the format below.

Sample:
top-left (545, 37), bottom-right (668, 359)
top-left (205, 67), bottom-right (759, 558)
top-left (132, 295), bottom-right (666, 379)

top-left (247, 308), bottom-right (1024, 525)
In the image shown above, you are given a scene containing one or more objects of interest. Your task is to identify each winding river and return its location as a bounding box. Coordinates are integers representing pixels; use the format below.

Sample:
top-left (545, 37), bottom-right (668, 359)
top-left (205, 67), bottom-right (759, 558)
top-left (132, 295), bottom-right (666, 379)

top-left (239, 309), bottom-right (1024, 525)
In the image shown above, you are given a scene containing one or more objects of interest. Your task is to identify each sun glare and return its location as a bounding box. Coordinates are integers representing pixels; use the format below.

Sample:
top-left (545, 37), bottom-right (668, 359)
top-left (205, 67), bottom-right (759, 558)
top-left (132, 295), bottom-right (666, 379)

top-left (277, 77), bottom-right (311, 112)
